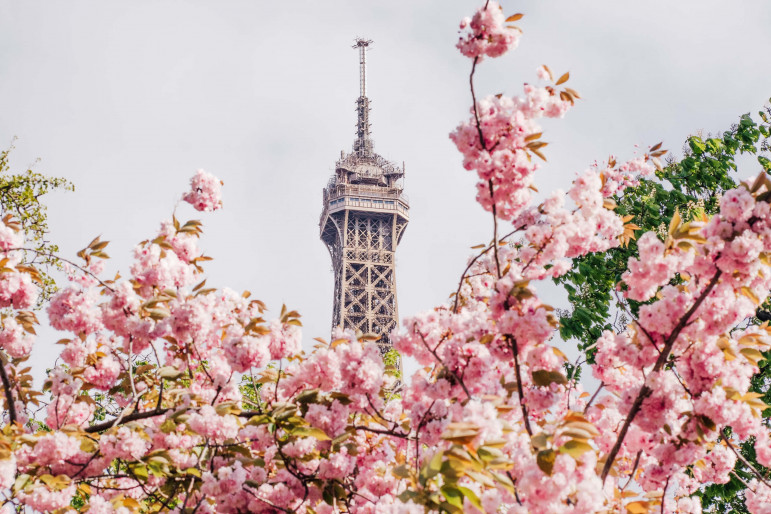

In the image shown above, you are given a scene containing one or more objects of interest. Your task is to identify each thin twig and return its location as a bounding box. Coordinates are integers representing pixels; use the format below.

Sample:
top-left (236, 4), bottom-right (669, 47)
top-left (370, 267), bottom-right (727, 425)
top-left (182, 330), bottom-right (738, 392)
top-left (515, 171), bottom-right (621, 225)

top-left (452, 223), bottom-right (525, 314)
top-left (723, 434), bottom-right (771, 489)
top-left (583, 382), bottom-right (604, 413)
top-left (621, 451), bottom-right (642, 492)
top-left (730, 470), bottom-right (754, 491)
top-left (488, 181), bottom-right (502, 278)
top-left (417, 329), bottom-right (471, 399)
top-left (469, 57), bottom-right (486, 152)
top-left (633, 320), bottom-right (661, 354)
top-left (505, 335), bottom-right (532, 436)
top-left (453, 245), bottom-right (494, 313)
top-left (7, 247), bottom-right (116, 292)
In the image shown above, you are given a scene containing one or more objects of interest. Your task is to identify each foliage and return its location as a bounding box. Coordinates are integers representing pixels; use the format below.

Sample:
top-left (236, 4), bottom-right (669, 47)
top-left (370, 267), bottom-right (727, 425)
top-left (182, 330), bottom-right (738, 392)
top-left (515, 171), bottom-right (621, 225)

top-left (557, 110), bottom-right (771, 361)
top-left (0, 142), bottom-right (74, 302)
top-left (0, 3), bottom-right (768, 513)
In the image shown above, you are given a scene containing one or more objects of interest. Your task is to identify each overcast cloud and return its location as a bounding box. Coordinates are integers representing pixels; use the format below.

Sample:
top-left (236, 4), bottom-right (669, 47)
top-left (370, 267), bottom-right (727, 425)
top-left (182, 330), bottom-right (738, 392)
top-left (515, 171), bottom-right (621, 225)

top-left (1, 1), bottom-right (770, 381)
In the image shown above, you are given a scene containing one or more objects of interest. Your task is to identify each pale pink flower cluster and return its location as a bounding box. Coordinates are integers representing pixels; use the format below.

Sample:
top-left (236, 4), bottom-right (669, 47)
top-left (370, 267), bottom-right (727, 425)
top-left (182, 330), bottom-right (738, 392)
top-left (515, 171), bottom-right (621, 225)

top-left (223, 332), bottom-right (270, 372)
top-left (0, 456), bottom-right (15, 491)
top-left (188, 405), bottom-right (240, 443)
top-left (16, 482), bottom-right (77, 512)
top-left (0, 220), bottom-right (22, 252)
top-left (387, 173), bottom-right (771, 511)
top-left (48, 287), bottom-right (103, 335)
top-left (623, 231), bottom-right (683, 301)
top-left (82, 353), bottom-right (122, 390)
top-left (130, 242), bottom-right (195, 296)
top-left (584, 176), bottom-right (771, 507)
top-left (45, 392), bottom-right (94, 429)
top-left (450, 84), bottom-right (573, 221)
top-left (275, 330), bottom-right (385, 409)
top-left (599, 155), bottom-right (654, 196)
top-left (29, 432), bottom-right (80, 467)
top-left (183, 169), bottom-right (222, 212)
top-left (200, 462), bottom-right (257, 512)
top-left (305, 400), bottom-right (350, 438)
top-left (99, 427), bottom-right (151, 461)
top-left (0, 318), bottom-right (33, 358)
top-left (456, 1), bottom-right (519, 60)
top-left (745, 479), bottom-right (771, 514)
top-left (158, 219), bottom-right (202, 263)
top-left (0, 268), bottom-right (36, 309)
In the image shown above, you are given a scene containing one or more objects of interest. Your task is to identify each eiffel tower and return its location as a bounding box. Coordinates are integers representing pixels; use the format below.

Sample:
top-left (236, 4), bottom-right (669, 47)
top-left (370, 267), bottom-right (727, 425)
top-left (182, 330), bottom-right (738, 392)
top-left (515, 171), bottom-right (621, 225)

top-left (319, 39), bottom-right (409, 355)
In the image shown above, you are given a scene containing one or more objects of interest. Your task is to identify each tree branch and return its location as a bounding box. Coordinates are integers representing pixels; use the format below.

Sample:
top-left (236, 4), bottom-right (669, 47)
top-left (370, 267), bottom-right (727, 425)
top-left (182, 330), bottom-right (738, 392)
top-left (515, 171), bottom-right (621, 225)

top-left (505, 335), bottom-right (533, 436)
top-left (723, 433), bottom-right (771, 490)
top-left (0, 359), bottom-right (17, 424)
top-left (85, 407), bottom-right (169, 433)
top-left (600, 269), bottom-right (722, 481)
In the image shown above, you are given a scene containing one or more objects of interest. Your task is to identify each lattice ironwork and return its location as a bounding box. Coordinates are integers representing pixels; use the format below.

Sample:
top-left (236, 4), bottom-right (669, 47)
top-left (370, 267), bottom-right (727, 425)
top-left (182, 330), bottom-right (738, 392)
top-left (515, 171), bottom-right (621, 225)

top-left (320, 39), bottom-right (409, 358)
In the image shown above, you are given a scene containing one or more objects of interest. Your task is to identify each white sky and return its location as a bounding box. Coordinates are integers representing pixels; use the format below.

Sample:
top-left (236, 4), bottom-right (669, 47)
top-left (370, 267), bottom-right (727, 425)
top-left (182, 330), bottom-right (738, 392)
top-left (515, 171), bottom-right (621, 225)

top-left (1, 1), bottom-right (770, 381)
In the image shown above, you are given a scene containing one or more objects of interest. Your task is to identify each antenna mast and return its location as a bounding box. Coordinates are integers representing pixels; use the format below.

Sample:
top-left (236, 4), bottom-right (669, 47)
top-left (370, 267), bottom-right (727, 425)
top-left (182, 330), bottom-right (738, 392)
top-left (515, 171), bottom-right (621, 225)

top-left (353, 38), bottom-right (374, 156)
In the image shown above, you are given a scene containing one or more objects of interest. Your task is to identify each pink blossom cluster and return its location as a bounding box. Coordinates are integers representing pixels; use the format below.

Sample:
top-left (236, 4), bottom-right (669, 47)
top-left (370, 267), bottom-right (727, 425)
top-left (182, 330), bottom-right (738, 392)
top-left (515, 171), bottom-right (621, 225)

top-left (456, 1), bottom-right (519, 60)
top-left (745, 479), bottom-right (771, 514)
top-left (450, 85), bottom-right (573, 221)
top-left (183, 168), bottom-right (223, 212)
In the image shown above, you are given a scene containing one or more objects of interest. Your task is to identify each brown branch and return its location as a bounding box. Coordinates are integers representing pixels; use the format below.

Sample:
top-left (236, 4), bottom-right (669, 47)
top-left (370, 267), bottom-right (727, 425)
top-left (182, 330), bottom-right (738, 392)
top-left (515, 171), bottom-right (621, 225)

top-left (7, 247), bottom-right (115, 292)
top-left (621, 450), bottom-right (642, 492)
top-left (730, 470), bottom-right (754, 491)
top-left (452, 224), bottom-right (525, 314)
top-left (417, 329), bottom-right (471, 399)
top-left (85, 407), bottom-right (170, 433)
top-left (723, 434), bottom-right (771, 490)
top-left (469, 57), bottom-right (486, 153)
top-left (453, 245), bottom-right (494, 313)
top-left (351, 425), bottom-right (411, 440)
top-left (583, 381), bottom-right (605, 414)
top-left (243, 488), bottom-right (292, 513)
top-left (414, 400), bottom-right (437, 476)
top-left (633, 320), bottom-right (661, 354)
top-left (505, 335), bottom-right (532, 436)
top-left (600, 270), bottom-right (722, 481)
top-left (489, 180), bottom-right (502, 279)
top-left (0, 359), bottom-right (17, 424)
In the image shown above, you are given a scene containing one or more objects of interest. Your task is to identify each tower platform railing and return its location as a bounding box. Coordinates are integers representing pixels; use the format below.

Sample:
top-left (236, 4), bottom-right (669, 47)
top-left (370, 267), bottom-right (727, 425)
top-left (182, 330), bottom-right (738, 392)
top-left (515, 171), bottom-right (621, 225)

top-left (323, 183), bottom-right (409, 205)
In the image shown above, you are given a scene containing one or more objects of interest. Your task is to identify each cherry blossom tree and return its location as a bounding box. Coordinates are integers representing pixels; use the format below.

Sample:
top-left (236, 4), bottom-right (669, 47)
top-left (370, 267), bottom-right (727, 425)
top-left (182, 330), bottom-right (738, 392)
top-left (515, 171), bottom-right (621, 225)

top-left (0, 2), bottom-right (769, 512)
top-left (556, 109), bottom-right (771, 511)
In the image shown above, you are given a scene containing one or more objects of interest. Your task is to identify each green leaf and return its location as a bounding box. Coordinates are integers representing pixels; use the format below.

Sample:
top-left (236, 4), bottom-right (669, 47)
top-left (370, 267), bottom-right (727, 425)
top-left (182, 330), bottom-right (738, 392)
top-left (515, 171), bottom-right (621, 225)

top-left (536, 449), bottom-right (556, 475)
top-left (532, 370), bottom-right (568, 387)
top-left (689, 136), bottom-right (707, 155)
top-left (458, 486), bottom-right (483, 510)
top-left (292, 426), bottom-right (331, 441)
top-left (559, 439), bottom-right (593, 458)
top-left (426, 450), bottom-right (443, 480)
top-left (440, 485), bottom-right (463, 509)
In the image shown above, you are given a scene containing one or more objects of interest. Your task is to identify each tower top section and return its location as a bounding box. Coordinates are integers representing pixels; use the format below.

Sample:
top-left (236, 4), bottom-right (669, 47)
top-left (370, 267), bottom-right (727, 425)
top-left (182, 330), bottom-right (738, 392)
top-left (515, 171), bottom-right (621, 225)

top-left (320, 37), bottom-right (406, 213)
top-left (352, 38), bottom-right (374, 157)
